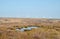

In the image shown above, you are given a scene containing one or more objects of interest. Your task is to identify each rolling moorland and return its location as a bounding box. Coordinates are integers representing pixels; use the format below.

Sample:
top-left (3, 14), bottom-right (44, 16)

top-left (0, 18), bottom-right (60, 39)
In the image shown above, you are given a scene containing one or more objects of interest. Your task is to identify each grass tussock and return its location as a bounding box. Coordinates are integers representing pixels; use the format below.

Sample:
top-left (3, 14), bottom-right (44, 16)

top-left (0, 18), bottom-right (60, 39)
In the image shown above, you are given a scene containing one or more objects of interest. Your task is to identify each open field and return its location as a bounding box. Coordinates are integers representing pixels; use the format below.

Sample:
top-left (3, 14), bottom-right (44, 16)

top-left (0, 18), bottom-right (60, 39)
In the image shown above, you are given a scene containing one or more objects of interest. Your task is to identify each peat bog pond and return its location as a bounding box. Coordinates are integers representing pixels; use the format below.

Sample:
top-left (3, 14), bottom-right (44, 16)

top-left (16, 26), bottom-right (40, 32)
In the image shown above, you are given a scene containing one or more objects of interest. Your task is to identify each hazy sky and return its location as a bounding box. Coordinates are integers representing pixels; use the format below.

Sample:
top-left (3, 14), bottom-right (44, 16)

top-left (0, 0), bottom-right (60, 18)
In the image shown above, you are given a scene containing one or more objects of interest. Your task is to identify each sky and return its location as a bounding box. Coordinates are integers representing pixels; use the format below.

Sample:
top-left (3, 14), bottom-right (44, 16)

top-left (0, 0), bottom-right (60, 18)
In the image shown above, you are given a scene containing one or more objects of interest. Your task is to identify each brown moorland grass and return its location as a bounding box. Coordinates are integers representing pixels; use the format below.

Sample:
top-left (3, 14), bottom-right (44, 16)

top-left (0, 18), bottom-right (60, 39)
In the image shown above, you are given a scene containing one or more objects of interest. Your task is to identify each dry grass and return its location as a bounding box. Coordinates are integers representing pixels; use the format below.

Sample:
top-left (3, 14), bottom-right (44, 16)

top-left (0, 18), bottom-right (60, 39)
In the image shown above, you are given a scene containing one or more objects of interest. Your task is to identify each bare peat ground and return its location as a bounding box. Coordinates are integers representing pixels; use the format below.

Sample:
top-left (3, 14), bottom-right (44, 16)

top-left (0, 18), bottom-right (60, 39)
